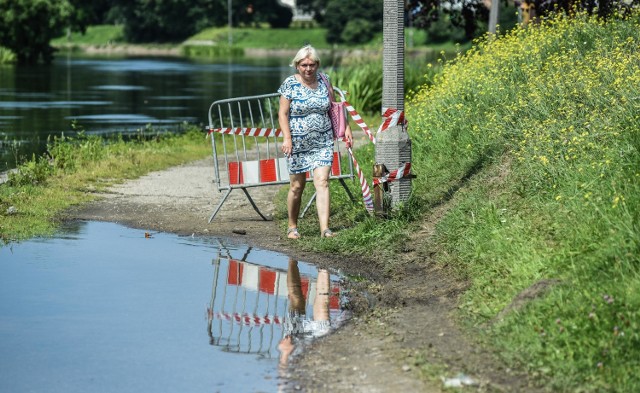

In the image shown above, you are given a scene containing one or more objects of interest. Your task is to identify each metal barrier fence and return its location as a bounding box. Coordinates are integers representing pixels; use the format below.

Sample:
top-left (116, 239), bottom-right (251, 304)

top-left (206, 91), bottom-right (355, 222)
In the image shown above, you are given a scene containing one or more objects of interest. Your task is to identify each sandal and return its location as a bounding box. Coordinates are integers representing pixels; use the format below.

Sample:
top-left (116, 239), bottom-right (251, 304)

top-left (287, 227), bottom-right (301, 239)
top-left (321, 229), bottom-right (337, 238)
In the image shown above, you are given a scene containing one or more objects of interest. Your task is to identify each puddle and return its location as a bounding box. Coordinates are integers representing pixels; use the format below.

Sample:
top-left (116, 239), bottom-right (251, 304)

top-left (0, 221), bottom-right (351, 393)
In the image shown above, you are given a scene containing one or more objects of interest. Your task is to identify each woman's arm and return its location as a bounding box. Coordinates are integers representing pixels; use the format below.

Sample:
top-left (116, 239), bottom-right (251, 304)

top-left (279, 95), bottom-right (293, 156)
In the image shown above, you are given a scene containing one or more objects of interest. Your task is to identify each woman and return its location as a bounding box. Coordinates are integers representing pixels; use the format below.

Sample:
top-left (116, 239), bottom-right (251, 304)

top-left (277, 45), bottom-right (353, 239)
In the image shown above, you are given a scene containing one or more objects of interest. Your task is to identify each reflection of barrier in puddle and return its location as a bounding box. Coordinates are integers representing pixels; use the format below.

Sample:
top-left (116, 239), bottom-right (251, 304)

top-left (207, 242), bottom-right (348, 358)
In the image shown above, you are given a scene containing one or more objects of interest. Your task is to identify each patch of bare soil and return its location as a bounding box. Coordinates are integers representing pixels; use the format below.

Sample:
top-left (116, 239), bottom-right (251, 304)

top-left (65, 156), bottom-right (544, 393)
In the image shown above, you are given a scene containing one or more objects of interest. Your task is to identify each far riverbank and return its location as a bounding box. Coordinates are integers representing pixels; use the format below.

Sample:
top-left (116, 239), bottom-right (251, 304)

top-left (53, 42), bottom-right (442, 62)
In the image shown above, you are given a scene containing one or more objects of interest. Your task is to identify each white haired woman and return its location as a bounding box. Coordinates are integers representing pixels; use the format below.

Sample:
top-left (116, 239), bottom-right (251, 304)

top-left (277, 45), bottom-right (352, 239)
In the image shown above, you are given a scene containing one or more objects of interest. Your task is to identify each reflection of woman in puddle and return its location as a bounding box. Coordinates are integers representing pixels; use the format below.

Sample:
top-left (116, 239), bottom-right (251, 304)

top-left (279, 258), bottom-right (331, 367)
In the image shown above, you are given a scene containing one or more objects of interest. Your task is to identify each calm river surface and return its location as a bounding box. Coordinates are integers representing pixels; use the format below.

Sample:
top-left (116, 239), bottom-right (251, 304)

top-left (0, 54), bottom-right (292, 171)
top-left (0, 221), bottom-right (349, 393)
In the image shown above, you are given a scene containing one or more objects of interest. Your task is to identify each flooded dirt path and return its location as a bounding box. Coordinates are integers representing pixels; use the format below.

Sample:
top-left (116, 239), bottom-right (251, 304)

top-left (66, 156), bottom-right (542, 392)
top-left (2, 221), bottom-right (348, 392)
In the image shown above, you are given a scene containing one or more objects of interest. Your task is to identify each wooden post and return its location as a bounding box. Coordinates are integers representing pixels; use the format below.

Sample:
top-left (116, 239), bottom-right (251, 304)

top-left (373, 163), bottom-right (388, 216)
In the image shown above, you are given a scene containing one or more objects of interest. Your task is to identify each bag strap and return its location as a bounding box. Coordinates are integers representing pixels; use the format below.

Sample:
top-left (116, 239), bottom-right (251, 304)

top-left (319, 72), bottom-right (335, 103)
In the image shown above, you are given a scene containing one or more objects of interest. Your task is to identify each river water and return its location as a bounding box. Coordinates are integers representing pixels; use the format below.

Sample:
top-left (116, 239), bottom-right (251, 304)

top-left (0, 221), bottom-right (350, 393)
top-left (0, 54), bottom-right (292, 171)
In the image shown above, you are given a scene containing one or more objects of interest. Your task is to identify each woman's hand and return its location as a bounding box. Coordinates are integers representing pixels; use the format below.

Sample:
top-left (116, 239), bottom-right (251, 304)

top-left (344, 126), bottom-right (353, 148)
top-left (281, 137), bottom-right (293, 156)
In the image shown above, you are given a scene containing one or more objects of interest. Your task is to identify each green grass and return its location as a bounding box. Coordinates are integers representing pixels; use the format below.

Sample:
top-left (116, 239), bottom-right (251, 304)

top-left (51, 25), bottom-right (125, 45)
top-left (408, 13), bottom-right (640, 391)
top-left (0, 126), bottom-right (210, 242)
top-left (189, 26), bottom-right (331, 49)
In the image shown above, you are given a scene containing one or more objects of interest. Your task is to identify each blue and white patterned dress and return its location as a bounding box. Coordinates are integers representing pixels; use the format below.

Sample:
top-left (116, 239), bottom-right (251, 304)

top-left (277, 73), bottom-right (333, 175)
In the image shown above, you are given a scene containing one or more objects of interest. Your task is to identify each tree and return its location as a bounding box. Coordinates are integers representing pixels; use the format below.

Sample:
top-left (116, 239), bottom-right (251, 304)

top-left (0, 0), bottom-right (74, 64)
top-left (295, 0), bottom-right (329, 23)
top-left (524, 0), bottom-right (638, 21)
top-left (323, 0), bottom-right (383, 44)
top-left (116, 0), bottom-right (223, 43)
top-left (407, 0), bottom-right (489, 42)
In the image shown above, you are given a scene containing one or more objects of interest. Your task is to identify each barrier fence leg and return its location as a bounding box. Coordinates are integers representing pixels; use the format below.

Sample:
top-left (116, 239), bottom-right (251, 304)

top-left (209, 188), bottom-right (233, 223)
top-left (338, 178), bottom-right (357, 203)
top-left (242, 188), bottom-right (269, 221)
top-left (300, 179), bottom-right (356, 219)
top-left (300, 192), bottom-right (316, 219)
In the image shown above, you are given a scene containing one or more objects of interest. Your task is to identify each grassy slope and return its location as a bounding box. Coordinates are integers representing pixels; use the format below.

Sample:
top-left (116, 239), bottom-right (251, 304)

top-left (51, 25), bottom-right (125, 45)
top-left (407, 13), bottom-right (638, 392)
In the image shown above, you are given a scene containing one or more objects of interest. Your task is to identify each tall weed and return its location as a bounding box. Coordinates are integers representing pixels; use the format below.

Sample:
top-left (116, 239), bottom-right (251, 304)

top-left (328, 58), bottom-right (442, 115)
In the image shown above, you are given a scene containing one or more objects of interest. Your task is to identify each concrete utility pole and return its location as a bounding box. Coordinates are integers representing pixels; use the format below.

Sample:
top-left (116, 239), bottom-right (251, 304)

top-left (488, 0), bottom-right (500, 34)
top-left (376, 0), bottom-right (412, 211)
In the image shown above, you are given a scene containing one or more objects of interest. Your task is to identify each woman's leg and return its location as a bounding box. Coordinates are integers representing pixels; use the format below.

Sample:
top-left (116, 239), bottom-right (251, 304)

top-left (287, 173), bottom-right (307, 236)
top-left (312, 166), bottom-right (331, 234)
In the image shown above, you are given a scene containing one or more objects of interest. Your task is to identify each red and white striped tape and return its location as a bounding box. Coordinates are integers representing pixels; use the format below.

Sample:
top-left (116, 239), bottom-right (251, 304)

top-left (340, 103), bottom-right (411, 211)
top-left (212, 311), bottom-right (283, 326)
top-left (207, 127), bottom-right (283, 138)
top-left (347, 147), bottom-right (374, 212)
top-left (377, 107), bottom-right (407, 134)
top-left (344, 101), bottom-right (377, 144)
top-left (342, 105), bottom-right (407, 145)
top-left (373, 163), bottom-right (412, 185)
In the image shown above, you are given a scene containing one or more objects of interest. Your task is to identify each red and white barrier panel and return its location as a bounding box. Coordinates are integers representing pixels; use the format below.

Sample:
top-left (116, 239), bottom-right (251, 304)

top-left (228, 152), bottom-right (342, 185)
top-left (373, 163), bottom-right (412, 186)
top-left (226, 259), bottom-right (342, 310)
top-left (207, 127), bottom-right (283, 138)
top-left (227, 259), bottom-right (309, 297)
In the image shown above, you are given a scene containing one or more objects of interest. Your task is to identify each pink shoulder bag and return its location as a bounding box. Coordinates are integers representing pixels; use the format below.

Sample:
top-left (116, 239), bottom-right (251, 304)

top-left (319, 73), bottom-right (346, 139)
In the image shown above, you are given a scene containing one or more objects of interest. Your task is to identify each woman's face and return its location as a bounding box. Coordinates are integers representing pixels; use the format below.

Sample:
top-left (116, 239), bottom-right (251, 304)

top-left (297, 56), bottom-right (318, 78)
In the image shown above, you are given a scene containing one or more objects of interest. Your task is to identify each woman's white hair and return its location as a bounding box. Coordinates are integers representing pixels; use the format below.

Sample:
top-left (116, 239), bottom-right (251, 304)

top-left (290, 45), bottom-right (321, 68)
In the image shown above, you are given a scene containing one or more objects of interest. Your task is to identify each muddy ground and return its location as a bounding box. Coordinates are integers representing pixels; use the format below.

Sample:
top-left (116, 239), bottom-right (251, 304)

top-left (66, 155), bottom-right (545, 393)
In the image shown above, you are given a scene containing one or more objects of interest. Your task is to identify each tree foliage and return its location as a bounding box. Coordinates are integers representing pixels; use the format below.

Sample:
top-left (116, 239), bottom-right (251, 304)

top-left (112, 0), bottom-right (292, 43)
top-left (524, 0), bottom-right (639, 20)
top-left (322, 0), bottom-right (383, 44)
top-left (408, 0), bottom-right (640, 43)
top-left (0, 0), bottom-right (74, 64)
top-left (231, 0), bottom-right (292, 28)
top-left (296, 0), bottom-right (328, 24)
top-left (112, 0), bottom-right (222, 43)
top-left (407, 0), bottom-right (489, 42)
